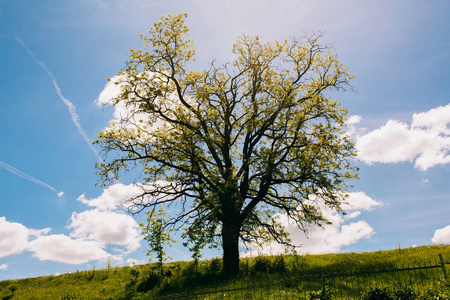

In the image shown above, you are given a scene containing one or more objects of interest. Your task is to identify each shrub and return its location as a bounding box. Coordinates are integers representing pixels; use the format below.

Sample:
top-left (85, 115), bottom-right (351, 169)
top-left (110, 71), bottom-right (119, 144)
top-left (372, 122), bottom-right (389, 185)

top-left (130, 267), bottom-right (140, 278)
top-left (136, 272), bottom-right (161, 293)
top-left (207, 258), bottom-right (222, 275)
top-left (239, 259), bottom-right (250, 275)
top-left (181, 262), bottom-right (197, 277)
top-left (7, 282), bottom-right (18, 296)
top-left (270, 255), bottom-right (287, 273)
top-left (362, 286), bottom-right (417, 300)
top-left (251, 256), bottom-right (271, 274)
top-left (362, 287), bottom-right (394, 300)
top-left (393, 286), bottom-right (417, 300)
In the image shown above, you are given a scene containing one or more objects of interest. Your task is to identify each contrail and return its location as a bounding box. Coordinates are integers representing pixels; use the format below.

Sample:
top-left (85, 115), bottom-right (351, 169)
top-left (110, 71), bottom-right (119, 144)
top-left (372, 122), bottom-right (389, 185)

top-left (14, 35), bottom-right (102, 164)
top-left (168, 246), bottom-right (192, 260)
top-left (0, 161), bottom-right (64, 197)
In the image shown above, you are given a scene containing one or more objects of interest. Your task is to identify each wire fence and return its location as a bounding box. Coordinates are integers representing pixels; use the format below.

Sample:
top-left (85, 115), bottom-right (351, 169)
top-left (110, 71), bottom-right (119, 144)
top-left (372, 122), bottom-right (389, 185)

top-left (159, 254), bottom-right (449, 299)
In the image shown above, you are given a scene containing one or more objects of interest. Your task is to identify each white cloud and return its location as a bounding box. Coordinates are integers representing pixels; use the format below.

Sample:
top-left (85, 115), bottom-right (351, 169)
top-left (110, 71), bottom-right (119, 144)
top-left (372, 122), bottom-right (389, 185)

top-left (71, 183), bottom-right (145, 255)
top-left (342, 191), bottom-right (383, 211)
top-left (0, 183), bottom-right (145, 264)
top-left (285, 219), bottom-right (374, 255)
top-left (355, 103), bottom-right (450, 170)
top-left (96, 74), bottom-right (154, 130)
top-left (244, 192), bottom-right (380, 256)
top-left (0, 217), bottom-right (114, 264)
top-left (356, 120), bottom-right (428, 164)
top-left (0, 217), bottom-right (112, 265)
top-left (96, 75), bottom-right (124, 107)
top-left (77, 183), bottom-right (142, 211)
top-left (96, 73), bottom-right (196, 144)
top-left (347, 115), bottom-right (362, 125)
top-left (412, 103), bottom-right (450, 134)
top-left (69, 209), bottom-right (141, 253)
top-left (431, 225), bottom-right (450, 244)
top-left (27, 235), bottom-right (110, 264)
top-left (78, 181), bottom-right (185, 214)
top-left (0, 264), bottom-right (7, 271)
top-left (126, 258), bottom-right (147, 266)
top-left (0, 217), bottom-right (30, 258)
top-left (345, 115), bottom-right (365, 137)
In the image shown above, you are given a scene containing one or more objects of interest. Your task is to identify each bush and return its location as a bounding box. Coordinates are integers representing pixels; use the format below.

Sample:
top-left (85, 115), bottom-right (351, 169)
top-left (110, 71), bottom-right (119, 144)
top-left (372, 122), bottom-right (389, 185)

top-left (207, 258), bottom-right (222, 275)
top-left (362, 282), bottom-right (450, 300)
top-left (7, 282), bottom-right (18, 296)
top-left (136, 272), bottom-right (161, 293)
top-left (239, 260), bottom-right (250, 275)
top-left (270, 255), bottom-right (287, 273)
top-left (251, 256), bottom-right (271, 274)
top-left (181, 262), bottom-right (197, 277)
top-left (362, 286), bottom-right (417, 300)
top-left (130, 267), bottom-right (140, 278)
top-left (362, 287), bottom-right (394, 300)
top-left (393, 286), bottom-right (417, 300)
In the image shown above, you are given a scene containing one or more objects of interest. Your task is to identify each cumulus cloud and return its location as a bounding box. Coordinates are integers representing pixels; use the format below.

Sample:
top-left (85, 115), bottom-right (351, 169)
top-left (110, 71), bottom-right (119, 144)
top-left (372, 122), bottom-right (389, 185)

top-left (96, 76), bottom-right (124, 107)
top-left (96, 74), bottom-right (195, 140)
top-left (345, 115), bottom-right (364, 137)
top-left (356, 120), bottom-right (430, 165)
top-left (431, 225), bottom-right (450, 244)
top-left (347, 115), bottom-right (362, 125)
top-left (64, 183), bottom-right (144, 257)
top-left (244, 192), bottom-right (381, 256)
top-left (96, 74), bottom-right (153, 130)
top-left (126, 258), bottom-right (147, 266)
top-left (413, 104), bottom-right (450, 134)
top-left (0, 183), bottom-right (145, 264)
top-left (355, 103), bottom-right (450, 170)
top-left (0, 217), bottom-right (114, 265)
top-left (96, 75), bottom-right (132, 127)
top-left (72, 183), bottom-right (144, 254)
top-left (0, 264), bottom-right (7, 271)
top-left (0, 217), bottom-right (31, 258)
top-left (77, 183), bottom-right (142, 211)
top-left (69, 209), bottom-right (141, 253)
top-left (27, 235), bottom-right (110, 264)
top-left (342, 191), bottom-right (383, 211)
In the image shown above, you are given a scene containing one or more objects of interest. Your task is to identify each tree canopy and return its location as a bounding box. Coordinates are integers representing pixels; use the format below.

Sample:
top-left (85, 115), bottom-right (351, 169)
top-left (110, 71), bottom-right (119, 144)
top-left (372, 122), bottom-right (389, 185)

top-left (96, 13), bottom-right (358, 277)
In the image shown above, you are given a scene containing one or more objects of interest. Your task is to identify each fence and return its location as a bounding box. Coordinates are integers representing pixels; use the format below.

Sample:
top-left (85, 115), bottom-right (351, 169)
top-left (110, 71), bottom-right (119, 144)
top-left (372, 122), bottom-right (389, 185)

top-left (160, 254), bottom-right (449, 299)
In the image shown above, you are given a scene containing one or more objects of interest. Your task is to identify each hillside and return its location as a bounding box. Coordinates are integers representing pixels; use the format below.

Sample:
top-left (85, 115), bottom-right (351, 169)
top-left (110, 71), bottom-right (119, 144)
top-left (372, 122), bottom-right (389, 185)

top-left (1, 245), bottom-right (449, 299)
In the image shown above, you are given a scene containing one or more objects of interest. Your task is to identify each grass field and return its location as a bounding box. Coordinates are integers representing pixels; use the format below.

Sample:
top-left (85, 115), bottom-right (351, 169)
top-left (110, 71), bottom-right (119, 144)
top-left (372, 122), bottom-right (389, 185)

top-left (1, 245), bottom-right (449, 299)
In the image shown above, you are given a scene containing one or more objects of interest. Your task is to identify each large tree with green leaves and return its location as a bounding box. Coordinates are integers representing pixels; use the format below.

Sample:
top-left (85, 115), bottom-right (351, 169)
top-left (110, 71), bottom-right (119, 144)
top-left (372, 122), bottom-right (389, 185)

top-left (96, 13), bottom-right (358, 277)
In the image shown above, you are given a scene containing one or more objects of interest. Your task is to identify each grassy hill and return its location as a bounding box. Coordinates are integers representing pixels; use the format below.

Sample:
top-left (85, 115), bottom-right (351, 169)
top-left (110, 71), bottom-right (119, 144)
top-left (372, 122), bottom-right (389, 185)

top-left (1, 245), bottom-right (449, 299)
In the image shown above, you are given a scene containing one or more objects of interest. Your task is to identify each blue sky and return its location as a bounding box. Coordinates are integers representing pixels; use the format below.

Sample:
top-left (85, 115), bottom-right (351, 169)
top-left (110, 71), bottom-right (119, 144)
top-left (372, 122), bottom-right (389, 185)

top-left (1, 0), bottom-right (450, 280)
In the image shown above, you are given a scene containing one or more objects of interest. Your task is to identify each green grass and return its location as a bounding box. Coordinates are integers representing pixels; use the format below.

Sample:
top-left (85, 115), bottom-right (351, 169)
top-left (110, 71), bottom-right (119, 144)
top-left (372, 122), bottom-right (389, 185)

top-left (1, 245), bottom-right (449, 299)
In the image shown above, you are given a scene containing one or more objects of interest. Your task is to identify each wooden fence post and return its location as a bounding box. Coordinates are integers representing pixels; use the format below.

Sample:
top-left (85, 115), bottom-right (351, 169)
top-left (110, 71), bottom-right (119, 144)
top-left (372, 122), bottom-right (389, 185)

top-left (439, 254), bottom-right (447, 280)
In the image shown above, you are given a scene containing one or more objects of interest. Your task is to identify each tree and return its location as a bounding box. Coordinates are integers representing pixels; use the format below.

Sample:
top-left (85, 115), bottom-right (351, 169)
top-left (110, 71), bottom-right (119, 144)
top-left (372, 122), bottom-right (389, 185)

top-left (182, 224), bottom-right (206, 272)
top-left (96, 13), bottom-right (358, 277)
top-left (140, 205), bottom-right (176, 276)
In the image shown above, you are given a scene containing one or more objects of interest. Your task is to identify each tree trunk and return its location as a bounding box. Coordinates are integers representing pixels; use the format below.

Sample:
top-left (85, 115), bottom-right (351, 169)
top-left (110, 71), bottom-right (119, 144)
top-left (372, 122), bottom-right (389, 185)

top-left (222, 219), bottom-right (240, 277)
